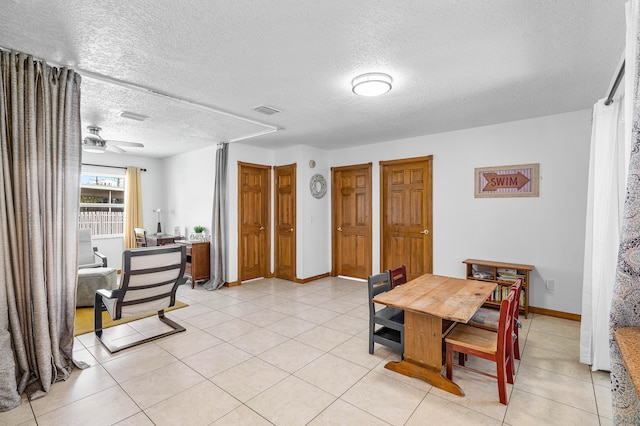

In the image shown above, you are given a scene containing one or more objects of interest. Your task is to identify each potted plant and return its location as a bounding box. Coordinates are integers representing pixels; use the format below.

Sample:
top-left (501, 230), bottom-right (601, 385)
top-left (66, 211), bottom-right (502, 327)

top-left (193, 225), bottom-right (204, 237)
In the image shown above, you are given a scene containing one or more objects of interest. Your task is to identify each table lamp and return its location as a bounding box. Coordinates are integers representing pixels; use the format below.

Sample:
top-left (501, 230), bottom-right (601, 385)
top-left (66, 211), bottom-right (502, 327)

top-left (153, 208), bottom-right (162, 234)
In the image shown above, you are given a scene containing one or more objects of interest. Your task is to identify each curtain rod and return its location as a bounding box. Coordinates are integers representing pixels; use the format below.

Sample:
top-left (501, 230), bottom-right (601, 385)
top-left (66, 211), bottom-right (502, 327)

top-left (605, 56), bottom-right (625, 106)
top-left (82, 163), bottom-right (147, 172)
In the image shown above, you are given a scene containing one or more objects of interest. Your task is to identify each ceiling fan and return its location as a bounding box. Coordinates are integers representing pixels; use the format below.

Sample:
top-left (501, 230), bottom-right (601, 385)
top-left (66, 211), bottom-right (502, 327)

top-left (82, 126), bottom-right (145, 154)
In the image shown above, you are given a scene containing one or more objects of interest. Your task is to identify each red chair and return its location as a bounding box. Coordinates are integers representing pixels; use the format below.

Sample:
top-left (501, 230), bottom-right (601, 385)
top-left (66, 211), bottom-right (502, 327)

top-left (388, 265), bottom-right (407, 289)
top-left (468, 278), bottom-right (523, 360)
top-left (445, 290), bottom-right (515, 404)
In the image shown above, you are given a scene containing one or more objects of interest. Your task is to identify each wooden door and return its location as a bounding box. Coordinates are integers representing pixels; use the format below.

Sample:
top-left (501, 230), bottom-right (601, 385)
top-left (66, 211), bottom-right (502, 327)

top-left (380, 156), bottom-right (433, 281)
top-left (331, 163), bottom-right (372, 279)
top-left (274, 164), bottom-right (296, 281)
top-left (238, 162), bottom-right (271, 282)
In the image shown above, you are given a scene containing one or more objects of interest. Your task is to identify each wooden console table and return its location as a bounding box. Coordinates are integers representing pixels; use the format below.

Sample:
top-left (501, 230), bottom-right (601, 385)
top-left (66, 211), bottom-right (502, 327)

top-left (176, 241), bottom-right (210, 288)
top-left (146, 234), bottom-right (183, 246)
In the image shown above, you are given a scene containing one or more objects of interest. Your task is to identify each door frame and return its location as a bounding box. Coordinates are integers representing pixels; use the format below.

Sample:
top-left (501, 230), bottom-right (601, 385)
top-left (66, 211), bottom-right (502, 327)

top-left (379, 155), bottom-right (433, 275)
top-left (331, 162), bottom-right (372, 278)
top-left (237, 161), bottom-right (272, 284)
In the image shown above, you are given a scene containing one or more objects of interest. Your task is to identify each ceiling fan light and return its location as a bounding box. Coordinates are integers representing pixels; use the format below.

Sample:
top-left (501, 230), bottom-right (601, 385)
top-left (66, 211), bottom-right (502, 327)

top-left (82, 146), bottom-right (106, 153)
top-left (82, 137), bottom-right (106, 153)
top-left (351, 72), bottom-right (393, 97)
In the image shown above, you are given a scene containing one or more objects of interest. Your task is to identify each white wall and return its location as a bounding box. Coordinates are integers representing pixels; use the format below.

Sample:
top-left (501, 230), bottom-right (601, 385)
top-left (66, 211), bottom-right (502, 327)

top-left (164, 143), bottom-right (333, 283)
top-left (81, 151), bottom-right (164, 270)
top-left (329, 109), bottom-right (592, 314)
top-left (159, 108), bottom-right (591, 314)
top-left (161, 145), bottom-right (216, 238)
top-left (273, 145), bottom-right (331, 279)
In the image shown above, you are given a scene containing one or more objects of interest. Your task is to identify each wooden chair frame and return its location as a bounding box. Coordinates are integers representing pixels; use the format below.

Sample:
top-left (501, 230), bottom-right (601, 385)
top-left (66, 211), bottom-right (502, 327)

top-left (368, 271), bottom-right (404, 354)
top-left (388, 264), bottom-right (408, 289)
top-left (445, 291), bottom-right (515, 404)
top-left (468, 278), bottom-right (523, 361)
top-left (134, 228), bottom-right (148, 248)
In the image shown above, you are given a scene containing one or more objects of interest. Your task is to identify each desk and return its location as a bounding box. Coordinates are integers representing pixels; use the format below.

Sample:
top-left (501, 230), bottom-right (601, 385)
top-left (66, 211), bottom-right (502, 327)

top-left (373, 273), bottom-right (495, 395)
top-left (146, 234), bottom-right (183, 246)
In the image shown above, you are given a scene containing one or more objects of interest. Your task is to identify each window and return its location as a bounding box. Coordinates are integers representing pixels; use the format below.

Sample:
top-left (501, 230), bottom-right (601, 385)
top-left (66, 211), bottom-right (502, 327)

top-left (79, 174), bottom-right (125, 235)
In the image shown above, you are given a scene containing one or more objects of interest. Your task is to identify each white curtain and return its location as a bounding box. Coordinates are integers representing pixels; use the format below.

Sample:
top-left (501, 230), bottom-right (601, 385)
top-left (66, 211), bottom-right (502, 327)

top-left (580, 95), bottom-right (628, 371)
top-left (580, 0), bottom-right (637, 373)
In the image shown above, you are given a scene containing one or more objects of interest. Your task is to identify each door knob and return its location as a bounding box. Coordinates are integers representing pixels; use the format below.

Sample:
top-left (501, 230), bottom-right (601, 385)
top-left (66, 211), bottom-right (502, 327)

top-left (337, 227), bottom-right (343, 232)
top-left (259, 226), bottom-right (265, 231)
top-left (287, 228), bottom-right (293, 232)
top-left (420, 229), bottom-right (429, 235)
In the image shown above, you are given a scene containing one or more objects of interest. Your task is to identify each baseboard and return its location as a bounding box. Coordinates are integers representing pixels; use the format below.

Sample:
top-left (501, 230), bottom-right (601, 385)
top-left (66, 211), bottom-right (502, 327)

top-left (529, 306), bottom-right (581, 322)
top-left (224, 280), bottom-right (241, 287)
top-left (293, 272), bottom-right (331, 284)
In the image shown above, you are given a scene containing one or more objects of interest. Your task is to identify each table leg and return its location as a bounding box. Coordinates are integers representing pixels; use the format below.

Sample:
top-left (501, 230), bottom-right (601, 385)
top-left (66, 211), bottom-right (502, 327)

top-left (384, 360), bottom-right (464, 396)
top-left (384, 311), bottom-right (464, 396)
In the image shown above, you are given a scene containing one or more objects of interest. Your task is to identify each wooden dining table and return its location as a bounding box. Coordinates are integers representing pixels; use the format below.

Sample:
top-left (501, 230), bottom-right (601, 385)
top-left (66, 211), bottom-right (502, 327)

top-left (373, 273), bottom-right (496, 395)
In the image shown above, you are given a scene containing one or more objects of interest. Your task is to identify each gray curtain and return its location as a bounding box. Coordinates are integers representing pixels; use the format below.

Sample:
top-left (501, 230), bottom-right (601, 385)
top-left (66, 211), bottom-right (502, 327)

top-left (0, 51), bottom-right (82, 411)
top-left (204, 142), bottom-right (228, 290)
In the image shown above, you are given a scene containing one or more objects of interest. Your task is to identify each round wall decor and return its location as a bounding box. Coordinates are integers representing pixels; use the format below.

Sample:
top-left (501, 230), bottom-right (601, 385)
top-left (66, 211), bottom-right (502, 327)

top-left (309, 174), bottom-right (327, 199)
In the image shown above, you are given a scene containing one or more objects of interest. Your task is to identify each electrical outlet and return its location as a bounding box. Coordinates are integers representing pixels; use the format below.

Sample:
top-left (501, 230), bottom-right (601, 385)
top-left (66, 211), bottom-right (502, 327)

top-left (546, 279), bottom-right (556, 291)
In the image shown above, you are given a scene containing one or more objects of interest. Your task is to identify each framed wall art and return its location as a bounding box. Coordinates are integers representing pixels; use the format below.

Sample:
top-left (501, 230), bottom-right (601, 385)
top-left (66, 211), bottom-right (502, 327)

top-left (475, 163), bottom-right (539, 198)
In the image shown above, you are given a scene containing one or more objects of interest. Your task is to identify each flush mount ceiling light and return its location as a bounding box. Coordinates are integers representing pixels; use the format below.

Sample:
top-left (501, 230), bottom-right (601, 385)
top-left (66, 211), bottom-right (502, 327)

top-left (118, 110), bottom-right (149, 121)
top-left (351, 72), bottom-right (393, 97)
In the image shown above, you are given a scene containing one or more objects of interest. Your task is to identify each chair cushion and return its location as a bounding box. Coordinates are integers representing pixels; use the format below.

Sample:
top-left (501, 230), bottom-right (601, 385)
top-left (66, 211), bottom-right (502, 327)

top-left (469, 307), bottom-right (499, 330)
top-left (77, 267), bottom-right (117, 307)
top-left (78, 228), bottom-right (95, 265)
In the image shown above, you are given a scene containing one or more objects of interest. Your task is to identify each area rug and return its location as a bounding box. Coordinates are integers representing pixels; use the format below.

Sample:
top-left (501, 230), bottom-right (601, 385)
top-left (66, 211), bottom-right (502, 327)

top-left (74, 300), bottom-right (189, 336)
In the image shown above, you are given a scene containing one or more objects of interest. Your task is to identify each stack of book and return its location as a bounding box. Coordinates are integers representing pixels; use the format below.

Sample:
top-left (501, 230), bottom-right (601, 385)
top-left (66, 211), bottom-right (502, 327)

top-left (496, 268), bottom-right (525, 283)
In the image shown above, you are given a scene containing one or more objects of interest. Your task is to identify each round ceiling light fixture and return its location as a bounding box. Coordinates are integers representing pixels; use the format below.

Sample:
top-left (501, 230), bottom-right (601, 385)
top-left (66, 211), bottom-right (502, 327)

top-left (351, 72), bottom-right (393, 97)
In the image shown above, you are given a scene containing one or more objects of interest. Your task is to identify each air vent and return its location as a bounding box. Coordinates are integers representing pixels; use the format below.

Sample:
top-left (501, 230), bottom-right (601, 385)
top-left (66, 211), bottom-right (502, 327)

top-left (253, 105), bottom-right (281, 115)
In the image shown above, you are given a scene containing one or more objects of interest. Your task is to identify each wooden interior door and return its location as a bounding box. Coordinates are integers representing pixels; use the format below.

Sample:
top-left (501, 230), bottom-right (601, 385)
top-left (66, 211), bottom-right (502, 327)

top-left (274, 164), bottom-right (296, 281)
top-left (238, 162), bottom-right (271, 282)
top-left (331, 163), bottom-right (372, 279)
top-left (380, 156), bottom-right (433, 281)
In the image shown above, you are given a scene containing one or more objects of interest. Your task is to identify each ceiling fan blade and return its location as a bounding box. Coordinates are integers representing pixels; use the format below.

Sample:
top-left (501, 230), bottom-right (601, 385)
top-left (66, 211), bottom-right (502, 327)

top-left (106, 140), bottom-right (145, 148)
top-left (106, 144), bottom-right (126, 153)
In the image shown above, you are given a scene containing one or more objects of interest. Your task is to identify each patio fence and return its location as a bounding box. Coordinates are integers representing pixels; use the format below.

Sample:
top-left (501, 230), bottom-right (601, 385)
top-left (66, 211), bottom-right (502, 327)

top-left (79, 211), bottom-right (124, 235)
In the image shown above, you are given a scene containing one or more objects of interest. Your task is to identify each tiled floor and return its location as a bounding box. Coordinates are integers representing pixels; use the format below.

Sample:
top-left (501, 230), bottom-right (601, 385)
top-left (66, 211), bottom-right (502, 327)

top-left (0, 277), bottom-right (612, 425)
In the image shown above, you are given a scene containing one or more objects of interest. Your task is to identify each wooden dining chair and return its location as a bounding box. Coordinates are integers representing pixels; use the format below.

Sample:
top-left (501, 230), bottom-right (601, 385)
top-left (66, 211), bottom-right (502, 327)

top-left (388, 265), bottom-right (408, 289)
top-left (445, 290), bottom-right (515, 405)
top-left (468, 278), bottom-right (523, 360)
top-left (134, 228), bottom-right (148, 248)
top-left (368, 271), bottom-right (404, 354)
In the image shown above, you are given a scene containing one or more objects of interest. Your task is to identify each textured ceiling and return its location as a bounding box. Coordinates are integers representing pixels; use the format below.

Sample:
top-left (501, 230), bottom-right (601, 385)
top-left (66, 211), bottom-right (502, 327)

top-left (0, 0), bottom-right (627, 158)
